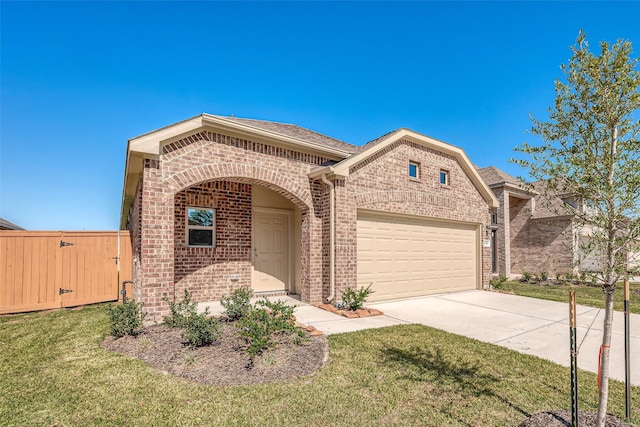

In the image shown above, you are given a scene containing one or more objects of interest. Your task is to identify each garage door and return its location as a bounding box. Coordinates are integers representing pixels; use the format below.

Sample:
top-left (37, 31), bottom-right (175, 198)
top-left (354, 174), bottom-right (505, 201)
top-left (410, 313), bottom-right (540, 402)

top-left (357, 212), bottom-right (478, 301)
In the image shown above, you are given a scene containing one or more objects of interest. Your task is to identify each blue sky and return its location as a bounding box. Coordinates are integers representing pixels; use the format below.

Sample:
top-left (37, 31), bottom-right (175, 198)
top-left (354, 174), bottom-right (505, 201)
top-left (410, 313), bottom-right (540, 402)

top-left (1, 1), bottom-right (639, 230)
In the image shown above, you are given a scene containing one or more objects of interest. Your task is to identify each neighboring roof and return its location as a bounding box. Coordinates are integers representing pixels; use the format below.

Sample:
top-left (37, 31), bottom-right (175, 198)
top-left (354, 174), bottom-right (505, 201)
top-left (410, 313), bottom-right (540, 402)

top-left (310, 128), bottom-right (499, 209)
top-left (210, 116), bottom-right (359, 154)
top-left (0, 218), bottom-right (24, 230)
top-left (476, 166), bottom-right (522, 187)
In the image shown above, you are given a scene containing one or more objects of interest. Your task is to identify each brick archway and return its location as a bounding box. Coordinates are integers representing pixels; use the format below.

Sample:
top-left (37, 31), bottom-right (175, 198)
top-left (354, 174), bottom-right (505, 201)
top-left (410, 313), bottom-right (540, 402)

top-left (165, 163), bottom-right (313, 211)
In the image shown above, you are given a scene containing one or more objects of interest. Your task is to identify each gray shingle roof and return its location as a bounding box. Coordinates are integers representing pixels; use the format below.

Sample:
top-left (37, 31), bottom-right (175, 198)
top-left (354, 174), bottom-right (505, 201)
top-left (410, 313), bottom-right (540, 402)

top-left (477, 166), bottom-right (522, 187)
top-left (211, 115), bottom-right (359, 155)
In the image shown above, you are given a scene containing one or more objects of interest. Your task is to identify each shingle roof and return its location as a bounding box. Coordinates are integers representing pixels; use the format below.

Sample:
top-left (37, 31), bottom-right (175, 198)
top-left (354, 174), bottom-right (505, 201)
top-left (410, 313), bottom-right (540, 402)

top-left (0, 218), bottom-right (24, 230)
top-left (476, 166), bottom-right (522, 187)
top-left (211, 115), bottom-right (359, 155)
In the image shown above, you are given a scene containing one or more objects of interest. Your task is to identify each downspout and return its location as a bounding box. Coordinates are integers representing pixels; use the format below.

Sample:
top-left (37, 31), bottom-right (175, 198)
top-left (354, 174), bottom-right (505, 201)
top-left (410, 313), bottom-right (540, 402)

top-left (321, 174), bottom-right (335, 303)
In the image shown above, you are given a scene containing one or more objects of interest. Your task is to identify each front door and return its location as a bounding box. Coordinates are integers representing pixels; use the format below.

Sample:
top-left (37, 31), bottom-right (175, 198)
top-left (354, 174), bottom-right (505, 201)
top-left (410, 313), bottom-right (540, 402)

top-left (252, 209), bottom-right (290, 292)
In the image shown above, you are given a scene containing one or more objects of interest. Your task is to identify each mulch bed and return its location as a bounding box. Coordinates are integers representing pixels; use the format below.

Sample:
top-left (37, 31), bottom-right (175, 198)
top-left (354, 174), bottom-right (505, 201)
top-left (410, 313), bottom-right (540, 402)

top-left (101, 322), bottom-right (329, 386)
top-left (519, 410), bottom-right (633, 427)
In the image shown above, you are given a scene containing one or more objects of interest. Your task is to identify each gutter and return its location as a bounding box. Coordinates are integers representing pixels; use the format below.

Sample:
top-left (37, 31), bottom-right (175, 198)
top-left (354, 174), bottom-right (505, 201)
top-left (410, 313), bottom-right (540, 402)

top-left (321, 173), bottom-right (336, 303)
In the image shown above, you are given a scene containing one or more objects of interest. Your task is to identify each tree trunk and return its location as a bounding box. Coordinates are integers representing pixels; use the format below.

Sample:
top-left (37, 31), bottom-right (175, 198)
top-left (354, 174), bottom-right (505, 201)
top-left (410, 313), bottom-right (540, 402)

top-left (596, 289), bottom-right (615, 427)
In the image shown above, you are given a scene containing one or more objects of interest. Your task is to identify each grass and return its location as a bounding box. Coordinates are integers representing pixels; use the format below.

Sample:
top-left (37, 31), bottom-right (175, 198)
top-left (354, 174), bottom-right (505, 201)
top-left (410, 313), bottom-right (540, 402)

top-left (1, 304), bottom-right (638, 426)
top-left (497, 280), bottom-right (640, 314)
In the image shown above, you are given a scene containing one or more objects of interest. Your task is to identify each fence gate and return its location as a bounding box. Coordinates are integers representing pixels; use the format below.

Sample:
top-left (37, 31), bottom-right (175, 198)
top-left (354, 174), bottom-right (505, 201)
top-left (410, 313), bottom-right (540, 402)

top-left (0, 231), bottom-right (132, 314)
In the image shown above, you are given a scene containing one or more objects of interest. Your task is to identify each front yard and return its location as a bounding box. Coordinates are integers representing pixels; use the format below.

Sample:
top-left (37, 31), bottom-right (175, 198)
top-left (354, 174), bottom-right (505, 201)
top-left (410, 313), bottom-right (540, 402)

top-left (1, 304), bottom-right (638, 426)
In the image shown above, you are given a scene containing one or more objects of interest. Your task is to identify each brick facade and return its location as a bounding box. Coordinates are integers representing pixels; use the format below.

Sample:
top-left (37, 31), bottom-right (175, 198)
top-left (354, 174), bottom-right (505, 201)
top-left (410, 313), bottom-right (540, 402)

top-left (511, 217), bottom-right (574, 275)
top-left (127, 119), bottom-right (495, 322)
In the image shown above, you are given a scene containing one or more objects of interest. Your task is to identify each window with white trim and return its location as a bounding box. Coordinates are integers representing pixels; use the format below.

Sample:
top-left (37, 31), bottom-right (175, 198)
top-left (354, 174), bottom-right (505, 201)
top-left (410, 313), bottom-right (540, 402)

top-left (187, 207), bottom-right (215, 247)
top-left (409, 161), bottom-right (420, 179)
top-left (439, 169), bottom-right (449, 186)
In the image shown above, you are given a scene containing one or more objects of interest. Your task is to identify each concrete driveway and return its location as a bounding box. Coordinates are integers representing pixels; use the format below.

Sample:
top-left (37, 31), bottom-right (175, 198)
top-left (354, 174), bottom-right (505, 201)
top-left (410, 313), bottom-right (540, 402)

top-left (292, 290), bottom-right (640, 385)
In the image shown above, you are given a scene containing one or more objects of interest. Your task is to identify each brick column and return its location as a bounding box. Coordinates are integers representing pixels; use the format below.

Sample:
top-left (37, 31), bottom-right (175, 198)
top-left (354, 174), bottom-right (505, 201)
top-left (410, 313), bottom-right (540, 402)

top-left (301, 179), bottom-right (324, 305)
top-left (334, 178), bottom-right (357, 297)
top-left (139, 159), bottom-right (175, 323)
top-left (497, 189), bottom-right (511, 277)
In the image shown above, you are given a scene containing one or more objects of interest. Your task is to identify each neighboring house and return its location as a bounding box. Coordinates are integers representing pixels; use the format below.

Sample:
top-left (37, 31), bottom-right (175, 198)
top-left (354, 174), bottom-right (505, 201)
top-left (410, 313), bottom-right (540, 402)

top-left (0, 218), bottom-right (24, 231)
top-left (477, 166), bottom-right (639, 277)
top-left (121, 114), bottom-right (498, 322)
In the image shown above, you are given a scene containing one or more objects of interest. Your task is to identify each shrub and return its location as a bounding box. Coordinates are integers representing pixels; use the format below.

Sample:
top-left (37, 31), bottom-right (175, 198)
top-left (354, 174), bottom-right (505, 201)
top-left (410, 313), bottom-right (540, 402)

top-left (163, 290), bottom-right (198, 328)
top-left (221, 287), bottom-right (253, 321)
top-left (540, 271), bottom-right (549, 282)
top-left (340, 285), bottom-right (375, 311)
top-left (182, 308), bottom-right (220, 347)
top-left (490, 275), bottom-right (508, 290)
top-left (107, 301), bottom-right (147, 337)
top-left (521, 271), bottom-right (532, 282)
top-left (237, 299), bottom-right (297, 356)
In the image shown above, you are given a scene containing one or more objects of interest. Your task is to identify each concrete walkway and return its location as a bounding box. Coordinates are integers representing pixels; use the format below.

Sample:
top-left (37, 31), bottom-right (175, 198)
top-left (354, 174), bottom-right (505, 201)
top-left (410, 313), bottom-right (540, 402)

top-left (201, 290), bottom-right (639, 385)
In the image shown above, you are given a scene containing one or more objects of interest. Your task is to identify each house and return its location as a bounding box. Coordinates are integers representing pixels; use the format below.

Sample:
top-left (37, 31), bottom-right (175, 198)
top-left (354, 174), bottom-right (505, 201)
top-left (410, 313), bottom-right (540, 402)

top-left (121, 114), bottom-right (498, 321)
top-left (477, 165), bottom-right (639, 277)
top-left (0, 218), bottom-right (24, 231)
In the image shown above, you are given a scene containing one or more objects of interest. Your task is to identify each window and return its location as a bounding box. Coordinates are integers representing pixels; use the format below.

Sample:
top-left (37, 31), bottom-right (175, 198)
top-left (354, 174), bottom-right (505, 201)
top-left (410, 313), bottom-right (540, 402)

top-left (187, 207), bottom-right (215, 247)
top-left (408, 161), bottom-right (420, 179)
top-left (439, 170), bottom-right (449, 185)
top-left (491, 213), bottom-right (498, 225)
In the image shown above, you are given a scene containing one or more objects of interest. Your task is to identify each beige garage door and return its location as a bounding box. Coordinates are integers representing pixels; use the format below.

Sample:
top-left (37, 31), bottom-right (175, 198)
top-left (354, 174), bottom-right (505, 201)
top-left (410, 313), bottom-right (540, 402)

top-left (357, 212), bottom-right (478, 301)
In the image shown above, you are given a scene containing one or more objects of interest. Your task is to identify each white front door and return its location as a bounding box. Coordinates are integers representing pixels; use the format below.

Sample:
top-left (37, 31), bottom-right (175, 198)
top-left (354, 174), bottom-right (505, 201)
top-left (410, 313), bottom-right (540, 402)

top-left (252, 209), bottom-right (290, 292)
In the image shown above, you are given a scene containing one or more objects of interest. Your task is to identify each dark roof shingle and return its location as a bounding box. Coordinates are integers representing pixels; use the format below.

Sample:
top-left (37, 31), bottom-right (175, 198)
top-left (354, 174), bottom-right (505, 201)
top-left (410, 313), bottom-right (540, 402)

top-left (212, 116), bottom-right (359, 154)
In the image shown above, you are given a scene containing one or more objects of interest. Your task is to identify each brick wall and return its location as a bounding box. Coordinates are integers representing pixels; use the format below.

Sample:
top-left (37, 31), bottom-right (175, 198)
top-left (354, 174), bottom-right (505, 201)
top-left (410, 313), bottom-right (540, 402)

top-left (511, 217), bottom-right (574, 275)
top-left (173, 181), bottom-right (252, 302)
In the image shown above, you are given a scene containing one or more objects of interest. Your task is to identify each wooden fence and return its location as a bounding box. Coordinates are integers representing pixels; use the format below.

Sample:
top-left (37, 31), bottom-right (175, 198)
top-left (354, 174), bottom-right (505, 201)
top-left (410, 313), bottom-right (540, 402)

top-left (0, 231), bottom-right (132, 314)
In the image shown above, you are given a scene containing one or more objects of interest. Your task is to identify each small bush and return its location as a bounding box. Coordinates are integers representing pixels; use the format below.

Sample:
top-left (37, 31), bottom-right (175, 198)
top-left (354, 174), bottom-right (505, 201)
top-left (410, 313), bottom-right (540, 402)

top-left (540, 271), bottom-right (549, 282)
top-left (521, 271), bottom-right (532, 282)
top-left (107, 301), bottom-right (147, 337)
top-left (221, 287), bottom-right (253, 320)
top-left (163, 290), bottom-right (198, 328)
top-left (340, 285), bottom-right (375, 311)
top-left (237, 299), bottom-right (297, 356)
top-left (490, 275), bottom-right (508, 290)
top-left (182, 308), bottom-right (220, 347)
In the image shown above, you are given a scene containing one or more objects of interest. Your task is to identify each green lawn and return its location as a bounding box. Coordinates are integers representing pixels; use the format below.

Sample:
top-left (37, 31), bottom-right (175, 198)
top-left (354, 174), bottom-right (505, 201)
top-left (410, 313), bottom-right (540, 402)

top-left (1, 304), bottom-right (638, 426)
top-left (497, 280), bottom-right (640, 314)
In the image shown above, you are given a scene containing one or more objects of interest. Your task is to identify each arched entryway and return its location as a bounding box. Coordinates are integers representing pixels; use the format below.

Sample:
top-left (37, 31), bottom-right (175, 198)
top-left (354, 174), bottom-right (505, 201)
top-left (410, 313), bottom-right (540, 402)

top-left (164, 164), bottom-right (315, 303)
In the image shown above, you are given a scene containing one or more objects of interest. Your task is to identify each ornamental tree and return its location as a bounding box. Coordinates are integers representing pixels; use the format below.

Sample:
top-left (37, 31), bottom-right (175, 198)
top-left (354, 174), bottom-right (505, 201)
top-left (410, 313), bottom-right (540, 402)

top-left (514, 30), bottom-right (640, 426)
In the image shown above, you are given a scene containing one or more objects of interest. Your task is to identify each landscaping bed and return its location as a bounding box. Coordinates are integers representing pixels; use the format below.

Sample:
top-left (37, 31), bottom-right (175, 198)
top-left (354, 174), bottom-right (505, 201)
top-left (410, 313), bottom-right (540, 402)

top-left (102, 322), bottom-right (329, 386)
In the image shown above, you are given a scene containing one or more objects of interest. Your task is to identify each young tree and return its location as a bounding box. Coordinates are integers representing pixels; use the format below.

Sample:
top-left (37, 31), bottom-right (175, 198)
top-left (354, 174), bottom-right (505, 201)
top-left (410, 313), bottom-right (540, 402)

top-left (514, 31), bottom-right (640, 426)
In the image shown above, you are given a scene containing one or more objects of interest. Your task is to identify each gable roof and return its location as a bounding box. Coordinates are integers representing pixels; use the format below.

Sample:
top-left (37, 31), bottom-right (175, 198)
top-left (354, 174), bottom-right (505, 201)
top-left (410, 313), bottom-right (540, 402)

top-left (122, 115), bottom-right (501, 227)
top-left (128, 114), bottom-right (357, 158)
top-left (310, 128), bottom-right (499, 208)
